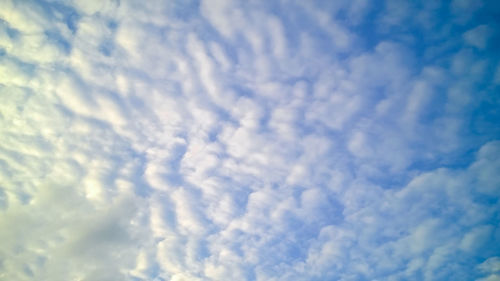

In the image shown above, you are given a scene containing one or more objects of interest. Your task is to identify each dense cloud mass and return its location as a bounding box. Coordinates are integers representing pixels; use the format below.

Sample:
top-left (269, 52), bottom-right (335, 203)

top-left (0, 0), bottom-right (499, 280)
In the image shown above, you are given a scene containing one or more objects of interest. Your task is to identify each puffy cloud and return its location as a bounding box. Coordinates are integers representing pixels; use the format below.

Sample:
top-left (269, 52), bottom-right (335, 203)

top-left (0, 0), bottom-right (498, 280)
top-left (463, 25), bottom-right (493, 49)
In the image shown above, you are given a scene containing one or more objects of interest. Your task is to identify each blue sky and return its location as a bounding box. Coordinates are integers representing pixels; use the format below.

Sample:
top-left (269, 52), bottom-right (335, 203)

top-left (0, 0), bottom-right (499, 280)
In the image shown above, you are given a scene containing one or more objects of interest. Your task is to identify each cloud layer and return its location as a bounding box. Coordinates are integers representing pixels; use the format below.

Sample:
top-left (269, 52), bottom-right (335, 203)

top-left (0, 0), bottom-right (499, 280)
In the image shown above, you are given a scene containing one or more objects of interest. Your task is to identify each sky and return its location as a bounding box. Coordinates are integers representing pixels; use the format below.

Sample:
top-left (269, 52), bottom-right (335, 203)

top-left (0, 0), bottom-right (499, 280)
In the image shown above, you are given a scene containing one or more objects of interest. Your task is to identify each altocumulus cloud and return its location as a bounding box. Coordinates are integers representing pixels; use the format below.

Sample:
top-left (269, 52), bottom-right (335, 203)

top-left (0, 0), bottom-right (499, 280)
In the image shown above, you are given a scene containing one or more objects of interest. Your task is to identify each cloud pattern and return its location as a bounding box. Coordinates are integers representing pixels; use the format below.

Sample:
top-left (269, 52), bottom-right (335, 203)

top-left (0, 0), bottom-right (499, 280)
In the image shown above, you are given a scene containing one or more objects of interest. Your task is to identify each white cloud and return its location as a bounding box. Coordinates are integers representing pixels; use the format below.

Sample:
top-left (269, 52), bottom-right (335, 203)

top-left (463, 25), bottom-right (493, 49)
top-left (200, 0), bottom-right (239, 38)
top-left (0, 0), bottom-right (498, 280)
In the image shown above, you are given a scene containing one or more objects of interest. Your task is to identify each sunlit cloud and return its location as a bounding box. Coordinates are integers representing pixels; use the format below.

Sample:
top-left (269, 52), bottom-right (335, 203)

top-left (1, 0), bottom-right (499, 280)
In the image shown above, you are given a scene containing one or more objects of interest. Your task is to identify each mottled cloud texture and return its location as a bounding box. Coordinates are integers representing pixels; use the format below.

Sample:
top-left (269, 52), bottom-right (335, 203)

top-left (1, 0), bottom-right (499, 280)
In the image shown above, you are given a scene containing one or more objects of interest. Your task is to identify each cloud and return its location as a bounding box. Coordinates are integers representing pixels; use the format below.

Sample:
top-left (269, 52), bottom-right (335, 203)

top-left (463, 25), bottom-right (493, 49)
top-left (0, 0), bottom-right (499, 280)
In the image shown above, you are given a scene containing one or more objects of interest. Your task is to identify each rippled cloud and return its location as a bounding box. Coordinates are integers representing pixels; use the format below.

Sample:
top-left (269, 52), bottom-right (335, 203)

top-left (0, 0), bottom-right (499, 280)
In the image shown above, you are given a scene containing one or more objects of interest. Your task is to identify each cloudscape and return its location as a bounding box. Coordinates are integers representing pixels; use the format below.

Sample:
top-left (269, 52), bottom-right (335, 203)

top-left (0, 0), bottom-right (499, 280)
